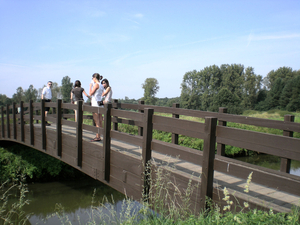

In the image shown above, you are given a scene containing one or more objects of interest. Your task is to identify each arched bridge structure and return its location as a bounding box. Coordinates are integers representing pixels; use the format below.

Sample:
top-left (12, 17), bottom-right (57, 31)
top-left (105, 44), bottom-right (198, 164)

top-left (1, 100), bottom-right (300, 214)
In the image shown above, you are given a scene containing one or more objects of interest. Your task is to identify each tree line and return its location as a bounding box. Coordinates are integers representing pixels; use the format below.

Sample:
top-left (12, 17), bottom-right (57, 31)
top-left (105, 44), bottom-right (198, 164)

top-left (119, 65), bottom-right (300, 114)
top-left (0, 76), bottom-right (74, 107)
top-left (179, 65), bottom-right (300, 114)
top-left (1, 65), bottom-right (300, 114)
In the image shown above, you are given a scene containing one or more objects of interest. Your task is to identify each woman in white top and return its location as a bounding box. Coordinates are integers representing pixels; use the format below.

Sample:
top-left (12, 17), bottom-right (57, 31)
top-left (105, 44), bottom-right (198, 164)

top-left (89, 73), bottom-right (104, 141)
top-left (101, 79), bottom-right (113, 103)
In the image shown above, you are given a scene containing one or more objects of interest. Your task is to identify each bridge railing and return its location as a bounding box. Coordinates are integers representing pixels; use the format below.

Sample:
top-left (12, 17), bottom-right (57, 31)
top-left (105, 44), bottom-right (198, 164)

top-left (109, 101), bottom-right (300, 196)
top-left (1, 100), bottom-right (300, 212)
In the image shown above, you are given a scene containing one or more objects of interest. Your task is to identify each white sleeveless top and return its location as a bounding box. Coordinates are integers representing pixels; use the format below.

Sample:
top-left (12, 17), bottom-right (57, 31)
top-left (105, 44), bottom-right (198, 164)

top-left (104, 87), bottom-right (113, 103)
top-left (91, 82), bottom-right (104, 106)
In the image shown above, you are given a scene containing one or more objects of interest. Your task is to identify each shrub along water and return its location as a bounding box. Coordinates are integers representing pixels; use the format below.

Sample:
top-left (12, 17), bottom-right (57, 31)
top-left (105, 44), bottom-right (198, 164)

top-left (0, 143), bottom-right (86, 184)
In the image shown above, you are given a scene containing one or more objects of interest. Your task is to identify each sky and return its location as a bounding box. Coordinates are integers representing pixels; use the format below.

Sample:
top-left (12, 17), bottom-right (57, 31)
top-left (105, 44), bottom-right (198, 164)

top-left (0, 0), bottom-right (300, 101)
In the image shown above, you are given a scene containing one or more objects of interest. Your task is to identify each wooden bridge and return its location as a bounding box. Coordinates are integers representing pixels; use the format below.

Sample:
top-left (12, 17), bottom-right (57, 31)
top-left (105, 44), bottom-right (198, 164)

top-left (1, 100), bottom-right (300, 214)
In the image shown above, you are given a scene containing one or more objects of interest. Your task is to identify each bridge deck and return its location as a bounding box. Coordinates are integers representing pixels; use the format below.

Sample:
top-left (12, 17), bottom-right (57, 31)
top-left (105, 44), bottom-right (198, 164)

top-left (44, 123), bottom-right (300, 213)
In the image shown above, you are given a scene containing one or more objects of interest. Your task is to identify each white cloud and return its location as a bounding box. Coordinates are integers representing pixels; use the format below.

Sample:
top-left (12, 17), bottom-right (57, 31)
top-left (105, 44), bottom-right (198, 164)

top-left (133, 13), bottom-right (144, 18)
top-left (252, 33), bottom-right (300, 41)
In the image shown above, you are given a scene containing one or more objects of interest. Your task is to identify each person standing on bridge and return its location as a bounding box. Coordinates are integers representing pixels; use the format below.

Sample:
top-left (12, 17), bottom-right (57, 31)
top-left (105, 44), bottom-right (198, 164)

top-left (101, 78), bottom-right (113, 103)
top-left (70, 80), bottom-right (91, 122)
top-left (89, 73), bottom-right (104, 141)
top-left (41, 81), bottom-right (52, 126)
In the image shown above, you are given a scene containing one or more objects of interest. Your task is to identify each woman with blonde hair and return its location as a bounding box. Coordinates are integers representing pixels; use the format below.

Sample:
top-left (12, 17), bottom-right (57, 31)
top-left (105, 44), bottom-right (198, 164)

top-left (89, 73), bottom-right (103, 141)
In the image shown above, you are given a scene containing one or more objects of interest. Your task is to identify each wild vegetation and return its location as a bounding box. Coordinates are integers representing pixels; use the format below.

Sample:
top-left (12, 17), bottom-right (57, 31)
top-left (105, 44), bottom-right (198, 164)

top-left (1, 156), bottom-right (299, 224)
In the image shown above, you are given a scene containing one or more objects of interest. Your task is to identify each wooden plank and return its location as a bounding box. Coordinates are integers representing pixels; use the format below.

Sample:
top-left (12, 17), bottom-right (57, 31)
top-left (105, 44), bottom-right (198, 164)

top-left (112, 99), bottom-right (119, 131)
top-left (151, 139), bottom-right (203, 165)
top-left (142, 108), bottom-right (154, 201)
top-left (82, 141), bottom-right (103, 158)
top-left (82, 104), bottom-right (105, 114)
top-left (56, 100), bottom-right (62, 157)
top-left (6, 104), bottom-right (10, 138)
top-left (200, 117), bottom-right (217, 210)
top-left (111, 150), bottom-right (142, 175)
top-left (172, 103), bottom-right (180, 144)
top-left (153, 115), bottom-right (206, 139)
top-left (111, 130), bottom-right (143, 147)
top-left (20, 101), bottom-right (25, 142)
top-left (41, 100), bottom-right (46, 150)
top-left (281, 115), bottom-right (294, 173)
top-left (138, 100), bottom-right (144, 136)
top-left (29, 100), bottom-right (34, 146)
top-left (217, 107), bottom-right (227, 156)
top-left (12, 103), bottom-right (17, 140)
top-left (76, 101), bottom-right (83, 167)
top-left (103, 103), bottom-right (112, 182)
top-left (216, 126), bottom-right (300, 161)
top-left (61, 119), bottom-right (76, 127)
top-left (214, 155), bottom-right (300, 196)
top-left (110, 164), bottom-right (141, 189)
top-left (82, 123), bottom-right (103, 134)
top-left (111, 108), bottom-right (143, 122)
top-left (111, 117), bottom-right (143, 127)
top-left (106, 175), bottom-right (142, 200)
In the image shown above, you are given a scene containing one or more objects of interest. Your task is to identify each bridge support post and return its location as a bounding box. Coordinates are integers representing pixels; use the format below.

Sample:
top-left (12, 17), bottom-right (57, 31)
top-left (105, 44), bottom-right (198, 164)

top-left (172, 103), bottom-right (180, 144)
top-left (142, 108), bottom-right (154, 202)
top-left (113, 99), bottom-right (118, 131)
top-left (217, 107), bottom-right (227, 156)
top-left (103, 103), bottom-right (112, 182)
top-left (20, 101), bottom-right (25, 143)
top-left (200, 117), bottom-right (217, 211)
top-left (12, 103), bottom-right (17, 140)
top-left (6, 104), bottom-right (10, 139)
top-left (76, 100), bottom-right (83, 167)
top-left (280, 115), bottom-right (294, 173)
top-left (29, 100), bottom-right (34, 146)
top-left (138, 100), bottom-right (144, 136)
top-left (41, 99), bottom-right (46, 150)
top-left (57, 99), bottom-right (62, 157)
top-left (1, 106), bottom-right (4, 138)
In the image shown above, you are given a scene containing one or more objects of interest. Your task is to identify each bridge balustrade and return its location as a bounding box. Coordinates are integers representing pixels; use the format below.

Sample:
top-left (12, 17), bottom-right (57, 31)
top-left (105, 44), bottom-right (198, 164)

top-left (1, 100), bottom-right (300, 213)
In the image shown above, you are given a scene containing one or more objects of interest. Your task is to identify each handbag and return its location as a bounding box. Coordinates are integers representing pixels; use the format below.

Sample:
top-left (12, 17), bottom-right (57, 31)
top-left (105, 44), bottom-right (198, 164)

top-left (97, 101), bottom-right (104, 106)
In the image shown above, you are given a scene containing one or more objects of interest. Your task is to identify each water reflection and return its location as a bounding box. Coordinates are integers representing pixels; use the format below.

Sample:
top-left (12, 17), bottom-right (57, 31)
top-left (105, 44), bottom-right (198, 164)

top-left (20, 178), bottom-right (143, 225)
top-left (234, 154), bottom-right (300, 176)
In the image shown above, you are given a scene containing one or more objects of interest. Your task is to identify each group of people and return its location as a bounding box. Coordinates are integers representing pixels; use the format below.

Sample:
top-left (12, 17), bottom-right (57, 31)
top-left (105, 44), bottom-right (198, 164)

top-left (41, 73), bottom-right (112, 142)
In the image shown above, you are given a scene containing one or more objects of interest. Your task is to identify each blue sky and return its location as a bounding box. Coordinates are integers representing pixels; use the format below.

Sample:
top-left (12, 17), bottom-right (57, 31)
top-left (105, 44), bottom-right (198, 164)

top-left (1, 0), bottom-right (299, 100)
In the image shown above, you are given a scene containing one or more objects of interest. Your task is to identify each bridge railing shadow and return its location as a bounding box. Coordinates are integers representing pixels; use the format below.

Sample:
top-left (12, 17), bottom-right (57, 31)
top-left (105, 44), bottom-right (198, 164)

top-left (1, 99), bottom-right (300, 212)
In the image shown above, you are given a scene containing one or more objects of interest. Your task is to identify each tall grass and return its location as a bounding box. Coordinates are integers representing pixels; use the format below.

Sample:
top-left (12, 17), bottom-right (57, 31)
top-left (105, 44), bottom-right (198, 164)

top-left (2, 166), bottom-right (300, 224)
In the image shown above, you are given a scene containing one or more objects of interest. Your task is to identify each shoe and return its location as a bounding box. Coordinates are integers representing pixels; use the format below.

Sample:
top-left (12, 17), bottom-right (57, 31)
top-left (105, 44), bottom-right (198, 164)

top-left (91, 137), bottom-right (101, 142)
top-left (45, 122), bottom-right (51, 126)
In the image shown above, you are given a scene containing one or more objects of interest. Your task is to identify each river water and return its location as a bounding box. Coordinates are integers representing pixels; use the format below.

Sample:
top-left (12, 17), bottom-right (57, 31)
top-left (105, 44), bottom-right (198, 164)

top-left (235, 154), bottom-right (300, 176)
top-left (19, 178), bottom-right (141, 225)
top-left (7, 155), bottom-right (300, 225)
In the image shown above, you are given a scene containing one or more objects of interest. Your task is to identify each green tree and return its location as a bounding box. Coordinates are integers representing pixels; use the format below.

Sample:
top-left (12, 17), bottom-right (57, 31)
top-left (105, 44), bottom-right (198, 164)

top-left (212, 88), bottom-right (243, 114)
top-left (281, 75), bottom-right (300, 111)
top-left (61, 76), bottom-right (73, 103)
top-left (265, 67), bottom-right (296, 90)
top-left (0, 94), bottom-right (12, 107)
top-left (220, 64), bottom-right (244, 97)
top-left (12, 87), bottom-right (24, 103)
top-left (142, 78), bottom-right (159, 105)
top-left (180, 70), bottom-right (202, 109)
top-left (265, 78), bottom-right (284, 109)
top-left (24, 85), bottom-right (38, 102)
top-left (199, 65), bottom-right (222, 111)
top-left (242, 67), bottom-right (262, 109)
